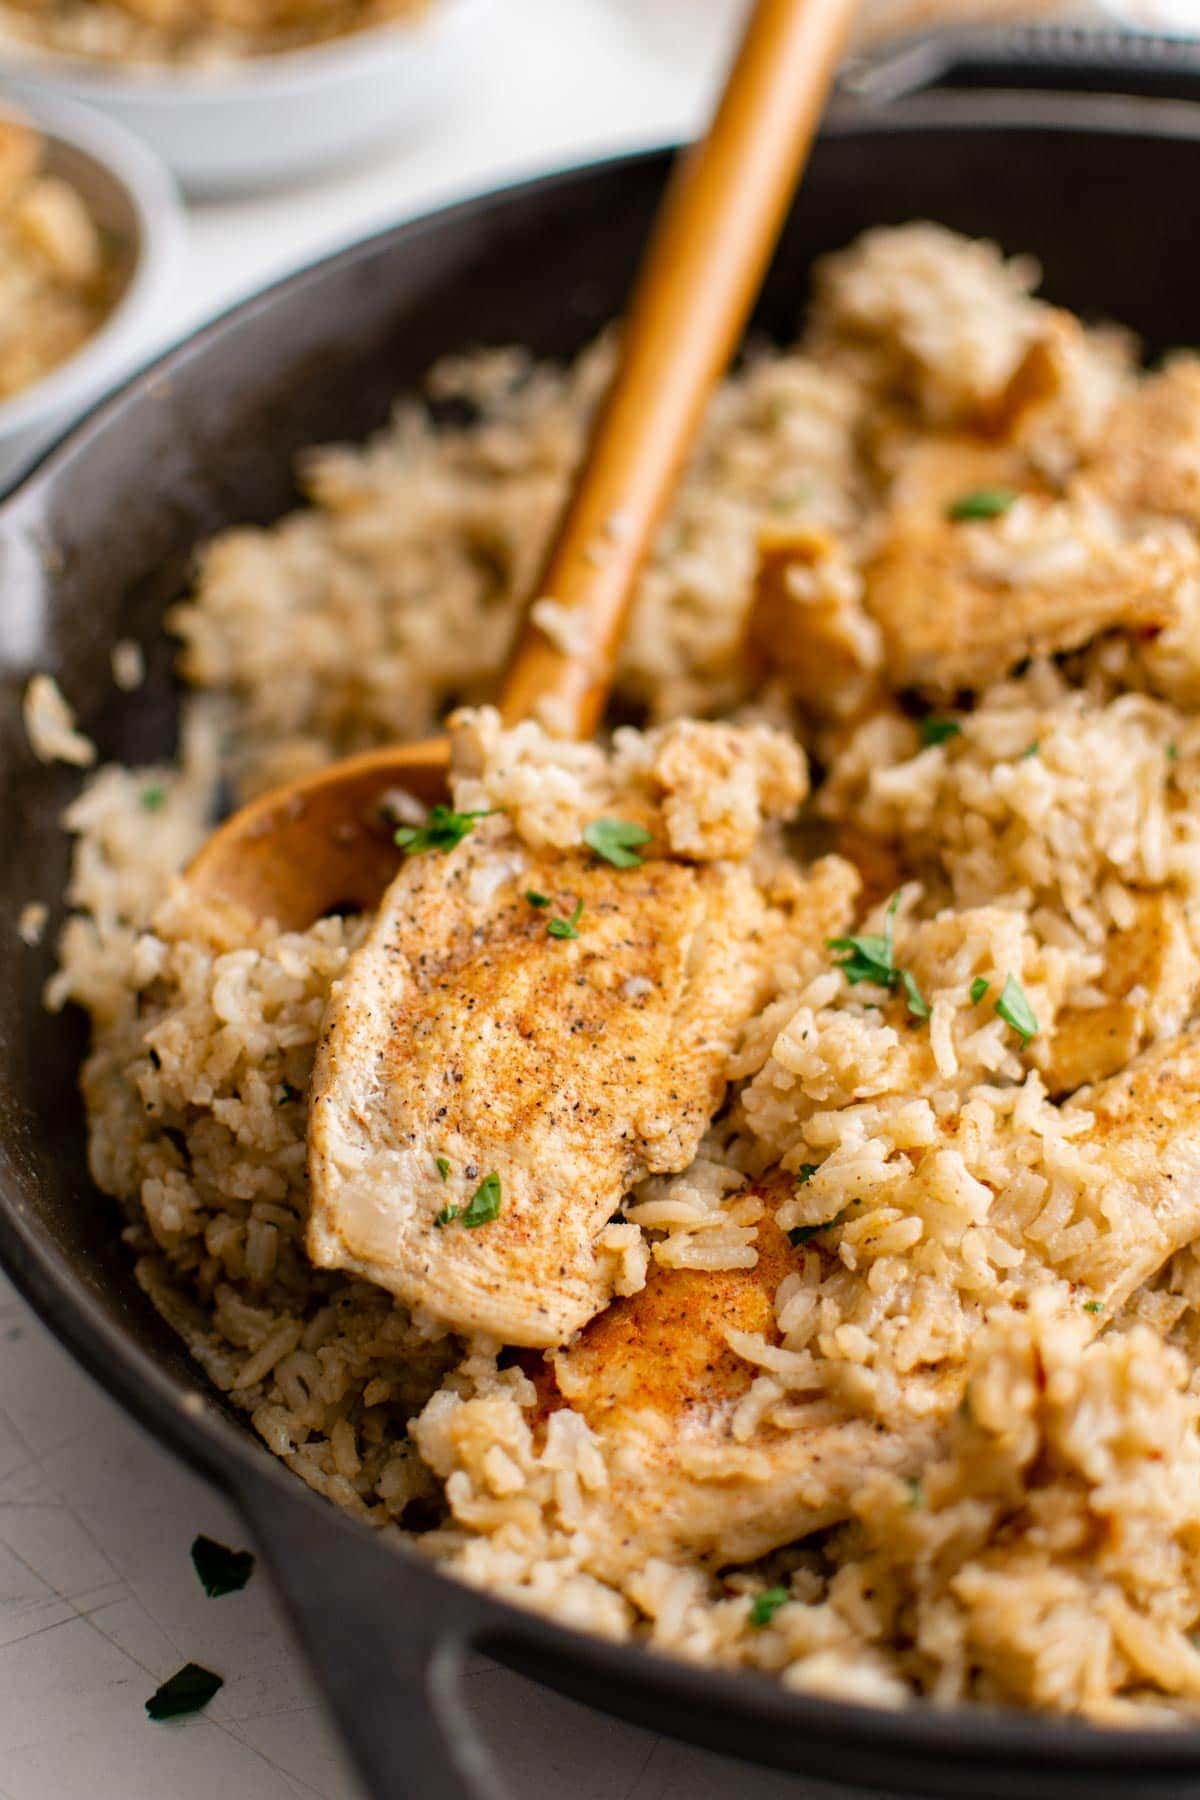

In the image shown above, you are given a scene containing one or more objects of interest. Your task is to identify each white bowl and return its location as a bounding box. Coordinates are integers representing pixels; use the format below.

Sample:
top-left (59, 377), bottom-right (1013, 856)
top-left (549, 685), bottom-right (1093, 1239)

top-left (0, 0), bottom-right (491, 195)
top-left (1088, 0), bottom-right (1200, 27)
top-left (0, 91), bottom-right (183, 490)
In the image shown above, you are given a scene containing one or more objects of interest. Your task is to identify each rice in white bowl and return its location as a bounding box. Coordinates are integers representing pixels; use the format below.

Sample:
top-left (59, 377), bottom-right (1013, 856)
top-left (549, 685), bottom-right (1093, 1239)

top-left (0, 0), bottom-right (430, 64)
top-left (38, 222), bottom-right (1200, 1721)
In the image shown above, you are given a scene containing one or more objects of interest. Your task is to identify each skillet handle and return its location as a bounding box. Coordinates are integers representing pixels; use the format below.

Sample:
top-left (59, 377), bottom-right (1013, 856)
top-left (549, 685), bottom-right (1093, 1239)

top-left (840, 21), bottom-right (1200, 105)
top-left (232, 1465), bottom-right (510, 1800)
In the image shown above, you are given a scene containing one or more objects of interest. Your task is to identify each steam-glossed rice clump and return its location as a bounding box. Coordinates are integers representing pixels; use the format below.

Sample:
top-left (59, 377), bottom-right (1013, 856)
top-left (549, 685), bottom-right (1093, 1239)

top-left (45, 224), bottom-right (1200, 1722)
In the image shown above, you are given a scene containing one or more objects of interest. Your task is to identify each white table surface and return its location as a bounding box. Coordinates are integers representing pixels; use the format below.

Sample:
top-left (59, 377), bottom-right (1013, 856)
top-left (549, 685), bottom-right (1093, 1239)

top-left (0, 0), bottom-right (1145, 1793)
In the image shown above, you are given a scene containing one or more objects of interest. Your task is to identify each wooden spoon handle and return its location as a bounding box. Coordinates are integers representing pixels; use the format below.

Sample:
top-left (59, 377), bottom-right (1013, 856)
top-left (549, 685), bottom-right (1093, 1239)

top-left (498, 0), bottom-right (859, 738)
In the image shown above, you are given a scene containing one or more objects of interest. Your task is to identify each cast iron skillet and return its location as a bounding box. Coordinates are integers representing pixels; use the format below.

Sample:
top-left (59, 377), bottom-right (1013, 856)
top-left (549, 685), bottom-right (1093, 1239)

top-left (5, 28), bottom-right (1200, 1800)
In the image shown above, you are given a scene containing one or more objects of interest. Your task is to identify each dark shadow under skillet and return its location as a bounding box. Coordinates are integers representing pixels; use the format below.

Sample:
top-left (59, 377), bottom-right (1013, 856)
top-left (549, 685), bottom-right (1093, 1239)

top-left (5, 25), bottom-right (1200, 1800)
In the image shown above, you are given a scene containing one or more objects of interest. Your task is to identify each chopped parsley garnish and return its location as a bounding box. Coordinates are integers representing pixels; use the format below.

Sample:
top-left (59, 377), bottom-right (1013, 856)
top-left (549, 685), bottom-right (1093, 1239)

top-left (140, 784), bottom-right (167, 811)
top-left (1020, 741), bottom-right (1040, 760)
top-left (789, 1208), bottom-right (847, 1246)
top-left (827, 924), bottom-right (895, 989)
top-left (435, 1156), bottom-right (451, 1182)
top-left (797, 1163), bottom-right (819, 1186)
top-left (995, 973), bottom-right (1038, 1047)
top-left (920, 716), bottom-right (962, 748)
top-left (829, 893), bottom-right (928, 1025)
top-left (393, 806), bottom-right (492, 856)
top-left (278, 1083), bottom-right (300, 1105)
top-left (904, 1476), bottom-right (924, 1509)
top-left (1083, 1300), bottom-right (1103, 1314)
top-left (901, 970), bottom-right (929, 1020)
top-left (524, 890), bottom-right (551, 908)
top-left (433, 1204), bottom-right (460, 1228)
top-left (1167, 742), bottom-right (1180, 763)
top-left (547, 898), bottom-right (584, 940)
top-left (145, 1663), bottom-right (223, 1721)
top-left (948, 487), bottom-right (1017, 522)
top-left (461, 1172), bottom-right (502, 1227)
top-left (969, 977), bottom-right (990, 1004)
top-left (190, 1535), bottom-right (254, 1598)
top-left (583, 817), bottom-right (652, 869)
top-left (749, 1587), bottom-right (789, 1628)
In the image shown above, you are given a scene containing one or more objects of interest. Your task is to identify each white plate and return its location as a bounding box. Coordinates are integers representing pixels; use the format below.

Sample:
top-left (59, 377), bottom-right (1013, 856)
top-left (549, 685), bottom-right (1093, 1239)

top-left (0, 91), bottom-right (183, 489)
top-left (0, 0), bottom-right (492, 195)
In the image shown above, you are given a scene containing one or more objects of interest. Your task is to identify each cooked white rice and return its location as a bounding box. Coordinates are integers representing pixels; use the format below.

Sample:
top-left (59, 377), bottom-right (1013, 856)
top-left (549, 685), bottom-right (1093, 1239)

top-left (43, 222), bottom-right (1200, 1722)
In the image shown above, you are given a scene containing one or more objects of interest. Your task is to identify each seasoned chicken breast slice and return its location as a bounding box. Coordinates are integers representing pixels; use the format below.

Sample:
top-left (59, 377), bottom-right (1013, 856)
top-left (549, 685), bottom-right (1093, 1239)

top-left (308, 837), bottom-right (850, 1347)
top-left (537, 1030), bottom-right (1200, 1567)
top-left (1042, 892), bottom-right (1200, 1097)
top-left (540, 1208), bottom-right (944, 1567)
top-left (862, 439), bottom-right (1189, 697)
top-left (1059, 1027), bottom-right (1200, 1306)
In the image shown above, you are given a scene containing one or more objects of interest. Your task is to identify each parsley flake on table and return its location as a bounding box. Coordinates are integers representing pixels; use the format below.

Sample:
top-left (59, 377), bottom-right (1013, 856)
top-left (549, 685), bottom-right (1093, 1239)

top-left (547, 898), bottom-right (584, 940)
top-left (583, 817), bottom-right (652, 868)
top-left (920, 716), bottom-right (961, 748)
top-left (145, 1662), bottom-right (223, 1722)
top-left (393, 806), bottom-right (492, 856)
top-left (749, 1587), bottom-right (789, 1628)
top-left (969, 977), bottom-right (990, 1004)
top-left (995, 973), bottom-right (1038, 1047)
top-left (461, 1172), bottom-right (502, 1227)
top-left (948, 487), bottom-right (1017, 522)
top-left (190, 1534), bottom-right (255, 1598)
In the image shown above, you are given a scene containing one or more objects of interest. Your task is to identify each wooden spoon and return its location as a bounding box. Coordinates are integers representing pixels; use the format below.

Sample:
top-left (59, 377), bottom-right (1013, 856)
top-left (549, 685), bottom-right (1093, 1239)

top-left (186, 0), bottom-right (860, 932)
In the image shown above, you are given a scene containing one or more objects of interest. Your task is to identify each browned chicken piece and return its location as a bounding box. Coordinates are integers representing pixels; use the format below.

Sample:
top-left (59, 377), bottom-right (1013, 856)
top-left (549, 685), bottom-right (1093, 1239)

top-left (1042, 892), bottom-right (1200, 1096)
top-left (537, 1029), bottom-right (1200, 1567)
top-left (1084, 358), bottom-right (1200, 525)
top-left (746, 523), bottom-right (884, 721)
top-left (979, 316), bottom-right (1070, 441)
top-left (540, 1208), bottom-right (945, 1567)
top-left (309, 841), bottom-right (852, 1347)
top-left (1057, 1026), bottom-right (1200, 1305)
top-left (979, 307), bottom-right (1129, 465)
top-left (863, 437), bottom-right (1187, 697)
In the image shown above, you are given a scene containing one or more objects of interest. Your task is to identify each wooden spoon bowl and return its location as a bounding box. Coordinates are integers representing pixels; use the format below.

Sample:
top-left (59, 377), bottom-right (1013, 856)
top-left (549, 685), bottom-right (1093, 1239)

top-left (185, 739), bottom-right (447, 931)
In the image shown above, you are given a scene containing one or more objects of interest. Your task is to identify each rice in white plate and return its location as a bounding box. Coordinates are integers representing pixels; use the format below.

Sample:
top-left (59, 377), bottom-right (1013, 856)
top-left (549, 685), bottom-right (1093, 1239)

top-left (39, 222), bottom-right (1200, 1721)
